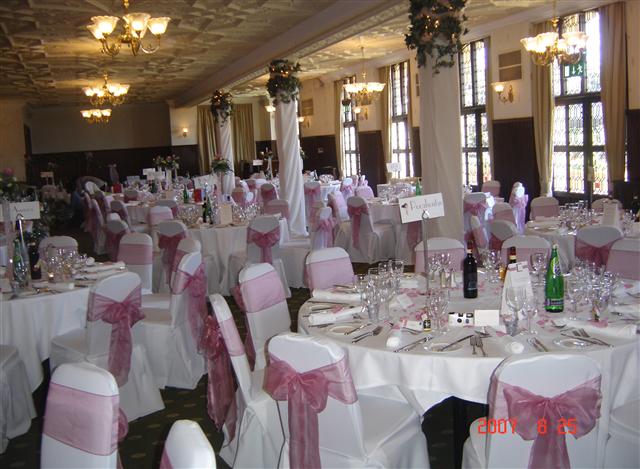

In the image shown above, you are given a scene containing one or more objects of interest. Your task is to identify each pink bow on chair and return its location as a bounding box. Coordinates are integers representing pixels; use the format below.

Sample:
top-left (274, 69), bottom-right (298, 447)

top-left (172, 263), bottom-right (207, 343)
top-left (247, 226), bottom-right (280, 264)
top-left (158, 232), bottom-right (187, 285)
top-left (305, 185), bottom-right (321, 204)
top-left (464, 200), bottom-right (489, 218)
top-left (575, 239), bottom-right (617, 268)
top-left (87, 286), bottom-right (144, 387)
top-left (264, 355), bottom-right (358, 469)
top-left (407, 221), bottom-right (421, 248)
top-left (510, 195), bottom-right (528, 232)
top-left (198, 316), bottom-right (237, 442)
top-left (501, 376), bottom-right (601, 469)
top-left (105, 229), bottom-right (128, 262)
top-left (347, 204), bottom-right (369, 249)
top-left (262, 187), bottom-right (278, 204)
top-left (315, 217), bottom-right (336, 248)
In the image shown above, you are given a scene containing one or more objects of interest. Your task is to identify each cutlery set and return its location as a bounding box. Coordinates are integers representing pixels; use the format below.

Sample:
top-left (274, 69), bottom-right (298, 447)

top-left (528, 337), bottom-right (549, 352)
top-left (351, 326), bottom-right (383, 343)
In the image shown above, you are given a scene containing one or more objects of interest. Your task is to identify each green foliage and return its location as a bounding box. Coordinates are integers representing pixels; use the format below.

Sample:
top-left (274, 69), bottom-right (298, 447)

top-left (266, 59), bottom-right (302, 104)
top-left (210, 90), bottom-right (233, 124)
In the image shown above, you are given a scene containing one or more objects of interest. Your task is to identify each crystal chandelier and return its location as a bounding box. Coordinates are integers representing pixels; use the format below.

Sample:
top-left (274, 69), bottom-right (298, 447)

top-left (520, 1), bottom-right (587, 66)
top-left (80, 109), bottom-right (112, 124)
top-left (344, 47), bottom-right (385, 107)
top-left (87, 0), bottom-right (170, 57)
top-left (83, 74), bottom-right (130, 106)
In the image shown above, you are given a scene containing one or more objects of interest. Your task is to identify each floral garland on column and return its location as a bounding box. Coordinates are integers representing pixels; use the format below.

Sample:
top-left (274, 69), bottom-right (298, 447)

top-left (405, 0), bottom-right (468, 73)
top-left (266, 59), bottom-right (302, 104)
top-left (210, 90), bottom-right (233, 125)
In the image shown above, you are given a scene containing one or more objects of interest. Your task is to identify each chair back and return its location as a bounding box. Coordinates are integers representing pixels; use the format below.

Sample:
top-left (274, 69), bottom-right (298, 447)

top-left (340, 178), bottom-right (354, 199)
top-left (109, 200), bottom-right (132, 227)
top-left (90, 199), bottom-right (105, 232)
top-left (606, 238), bottom-right (640, 280)
top-left (346, 196), bottom-right (374, 250)
top-left (41, 362), bottom-right (120, 469)
top-left (493, 202), bottom-right (516, 224)
top-left (239, 263), bottom-right (290, 370)
top-left (415, 238), bottom-right (465, 272)
top-left (304, 181), bottom-right (322, 220)
top-left (530, 196), bottom-right (560, 219)
top-left (160, 420), bottom-right (216, 469)
top-left (156, 199), bottom-right (179, 217)
top-left (355, 186), bottom-right (374, 200)
top-left (469, 215), bottom-right (488, 252)
top-left (310, 207), bottom-right (335, 251)
top-left (482, 180), bottom-right (501, 197)
top-left (489, 220), bottom-right (518, 251)
top-left (485, 354), bottom-right (602, 469)
top-left (118, 233), bottom-right (153, 294)
top-left (305, 247), bottom-right (354, 290)
top-left (260, 183), bottom-right (278, 206)
top-left (105, 219), bottom-right (130, 262)
top-left (575, 225), bottom-right (623, 268)
top-left (231, 187), bottom-right (249, 208)
top-left (463, 192), bottom-right (490, 234)
top-left (171, 238), bottom-right (201, 273)
top-left (328, 191), bottom-right (349, 222)
top-left (157, 221), bottom-right (188, 282)
top-left (123, 188), bottom-right (139, 202)
top-left (148, 205), bottom-right (173, 226)
top-left (39, 236), bottom-right (78, 259)
top-left (169, 251), bottom-right (205, 336)
top-left (592, 198), bottom-right (622, 212)
top-left (84, 181), bottom-right (100, 195)
top-left (246, 215), bottom-right (281, 264)
top-left (264, 199), bottom-right (290, 220)
top-left (500, 235), bottom-right (551, 267)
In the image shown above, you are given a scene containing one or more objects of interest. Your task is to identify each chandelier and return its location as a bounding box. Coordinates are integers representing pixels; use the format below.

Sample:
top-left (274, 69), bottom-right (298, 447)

top-left (520, 2), bottom-right (587, 66)
top-left (87, 0), bottom-right (170, 57)
top-left (343, 46), bottom-right (385, 107)
top-left (80, 109), bottom-right (112, 124)
top-left (83, 74), bottom-right (130, 106)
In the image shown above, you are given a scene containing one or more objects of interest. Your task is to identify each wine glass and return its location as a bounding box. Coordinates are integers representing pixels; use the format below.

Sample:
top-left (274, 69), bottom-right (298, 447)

top-left (504, 285), bottom-right (525, 336)
top-left (565, 278), bottom-right (582, 320)
top-left (389, 260), bottom-right (404, 295)
top-left (530, 252), bottom-right (547, 287)
top-left (520, 293), bottom-right (538, 335)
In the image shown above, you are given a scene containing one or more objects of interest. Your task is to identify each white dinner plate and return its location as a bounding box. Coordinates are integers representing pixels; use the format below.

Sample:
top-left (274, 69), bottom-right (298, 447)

top-left (553, 337), bottom-right (591, 349)
top-left (427, 342), bottom-right (463, 353)
top-left (328, 325), bottom-right (356, 334)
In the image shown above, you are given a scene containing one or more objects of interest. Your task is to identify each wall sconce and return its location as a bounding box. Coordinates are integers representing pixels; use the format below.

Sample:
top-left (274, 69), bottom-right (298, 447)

top-left (492, 82), bottom-right (514, 104)
top-left (353, 105), bottom-right (368, 120)
top-left (182, 127), bottom-right (189, 137)
top-left (298, 116), bottom-right (310, 128)
top-left (265, 104), bottom-right (276, 113)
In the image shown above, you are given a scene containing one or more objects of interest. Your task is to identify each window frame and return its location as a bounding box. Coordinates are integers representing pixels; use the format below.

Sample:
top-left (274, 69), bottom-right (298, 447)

top-left (341, 76), bottom-right (360, 177)
top-left (389, 61), bottom-right (413, 178)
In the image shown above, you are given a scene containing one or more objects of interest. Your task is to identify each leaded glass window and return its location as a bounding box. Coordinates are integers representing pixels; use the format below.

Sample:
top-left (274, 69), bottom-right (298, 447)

top-left (341, 76), bottom-right (359, 176)
top-left (390, 61), bottom-right (413, 178)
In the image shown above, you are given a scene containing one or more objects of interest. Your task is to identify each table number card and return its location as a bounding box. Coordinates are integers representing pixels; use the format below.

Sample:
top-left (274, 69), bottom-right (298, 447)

top-left (500, 261), bottom-right (534, 315)
top-left (218, 203), bottom-right (233, 226)
top-left (398, 193), bottom-right (444, 223)
top-left (386, 162), bottom-right (401, 173)
top-left (474, 309), bottom-right (501, 327)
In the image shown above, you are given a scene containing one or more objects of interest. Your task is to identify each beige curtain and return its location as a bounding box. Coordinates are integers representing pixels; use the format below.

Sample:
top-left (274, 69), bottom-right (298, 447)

top-left (334, 80), bottom-right (344, 178)
top-left (232, 103), bottom-right (255, 164)
top-left (484, 38), bottom-right (495, 178)
top-left (379, 66), bottom-right (392, 179)
top-left (600, 2), bottom-right (627, 186)
top-left (531, 21), bottom-right (555, 196)
top-left (196, 105), bottom-right (216, 174)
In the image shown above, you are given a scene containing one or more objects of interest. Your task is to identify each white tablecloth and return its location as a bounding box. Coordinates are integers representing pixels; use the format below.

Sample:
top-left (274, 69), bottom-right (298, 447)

top-left (525, 220), bottom-right (576, 271)
top-left (0, 288), bottom-right (90, 390)
top-left (321, 182), bottom-right (341, 201)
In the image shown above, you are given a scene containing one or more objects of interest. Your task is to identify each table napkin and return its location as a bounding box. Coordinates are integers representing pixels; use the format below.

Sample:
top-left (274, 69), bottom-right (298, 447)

top-left (79, 269), bottom-right (120, 280)
top-left (528, 220), bottom-right (559, 229)
top-left (311, 289), bottom-right (360, 304)
top-left (83, 261), bottom-right (125, 273)
top-left (613, 303), bottom-right (640, 318)
top-left (48, 282), bottom-right (75, 292)
top-left (566, 319), bottom-right (637, 339)
top-left (307, 306), bottom-right (363, 326)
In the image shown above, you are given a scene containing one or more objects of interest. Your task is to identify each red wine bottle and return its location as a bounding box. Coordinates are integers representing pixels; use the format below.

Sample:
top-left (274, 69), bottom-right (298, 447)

top-left (463, 240), bottom-right (478, 298)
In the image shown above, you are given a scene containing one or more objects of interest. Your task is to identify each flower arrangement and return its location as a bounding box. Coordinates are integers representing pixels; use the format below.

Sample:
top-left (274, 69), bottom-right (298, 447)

top-left (300, 148), bottom-right (307, 160)
top-left (211, 155), bottom-right (232, 175)
top-left (405, 0), bottom-right (468, 73)
top-left (259, 149), bottom-right (274, 160)
top-left (210, 90), bottom-right (233, 124)
top-left (0, 168), bottom-right (20, 201)
top-left (153, 154), bottom-right (180, 170)
top-left (266, 59), bottom-right (302, 104)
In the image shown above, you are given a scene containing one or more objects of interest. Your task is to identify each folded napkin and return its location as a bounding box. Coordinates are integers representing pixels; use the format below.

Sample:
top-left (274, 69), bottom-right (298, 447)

top-left (613, 304), bottom-right (640, 318)
top-left (83, 261), bottom-right (125, 273)
top-left (307, 306), bottom-right (363, 326)
top-left (49, 282), bottom-right (75, 292)
top-left (80, 269), bottom-right (120, 280)
top-left (566, 319), bottom-right (637, 339)
top-left (529, 220), bottom-right (559, 229)
top-left (311, 289), bottom-right (360, 304)
top-left (386, 328), bottom-right (402, 348)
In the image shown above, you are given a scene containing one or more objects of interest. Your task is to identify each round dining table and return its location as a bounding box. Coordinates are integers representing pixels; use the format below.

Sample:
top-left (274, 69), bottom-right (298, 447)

top-left (297, 273), bottom-right (639, 466)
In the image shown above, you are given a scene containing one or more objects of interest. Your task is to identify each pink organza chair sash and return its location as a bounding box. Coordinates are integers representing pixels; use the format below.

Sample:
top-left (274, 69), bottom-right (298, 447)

top-left (265, 204), bottom-right (290, 220)
top-left (124, 193), bottom-right (138, 203)
top-left (347, 204), bottom-right (369, 249)
top-left (118, 244), bottom-right (153, 265)
top-left (407, 221), bottom-right (421, 249)
top-left (306, 258), bottom-right (354, 290)
top-left (232, 190), bottom-right (248, 208)
top-left (264, 354), bottom-right (358, 469)
top-left (87, 286), bottom-right (144, 387)
top-left (304, 185), bottom-right (321, 205)
top-left (510, 195), bottom-right (528, 232)
top-left (314, 218), bottom-right (336, 249)
top-left (464, 200), bottom-right (488, 218)
top-left (340, 182), bottom-right (354, 199)
top-left (247, 226), bottom-right (280, 264)
top-left (114, 207), bottom-right (131, 226)
top-left (172, 263), bottom-right (207, 342)
top-left (105, 229), bottom-right (128, 262)
top-left (241, 270), bottom-right (286, 313)
top-left (198, 316), bottom-right (237, 442)
top-left (575, 238), bottom-right (617, 268)
top-left (490, 376), bottom-right (602, 469)
top-left (159, 451), bottom-right (173, 469)
top-left (43, 382), bottom-right (127, 456)
top-left (148, 210), bottom-right (173, 226)
top-left (606, 249), bottom-right (640, 280)
top-left (158, 232), bottom-right (187, 284)
top-left (355, 186), bottom-right (374, 199)
top-left (261, 187), bottom-right (278, 204)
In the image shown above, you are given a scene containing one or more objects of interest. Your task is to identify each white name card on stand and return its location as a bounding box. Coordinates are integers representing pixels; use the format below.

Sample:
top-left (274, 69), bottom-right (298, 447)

top-left (399, 193), bottom-right (445, 223)
top-left (386, 162), bottom-right (401, 173)
top-left (0, 202), bottom-right (41, 222)
top-left (500, 261), bottom-right (534, 316)
top-left (40, 171), bottom-right (54, 179)
top-left (252, 159), bottom-right (263, 166)
top-left (474, 309), bottom-right (501, 327)
top-left (142, 168), bottom-right (155, 177)
top-left (218, 204), bottom-right (233, 226)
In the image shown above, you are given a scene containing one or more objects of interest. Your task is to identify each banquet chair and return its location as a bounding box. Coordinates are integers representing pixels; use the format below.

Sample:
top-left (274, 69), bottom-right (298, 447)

top-left (156, 198), bottom-right (179, 217)
top-left (41, 362), bottom-right (121, 469)
top-left (394, 218), bottom-right (422, 264)
top-left (81, 192), bottom-right (92, 232)
top-left (153, 220), bottom-right (188, 293)
top-left (462, 354), bottom-right (602, 469)
top-left (231, 187), bottom-right (254, 208)
top-left (530, 196), bottom-right (559, 220)
top-left (265, 332), bottom-right (430, 468)
top-left (492, 202), bottom-right (516, 224)
top-left (135, 251), bottom-right (205, 389)
top-left (238, 263), bottom-right (291, 371)
top-left (104, 219), bottom-right (130, 262)
top-left (481, 180), bottom-right (501, 197)
top-left (38, 235), bottom-right (78, 259)
top-left (260, 183), bottom-right (278, 207)
top-left (500, 235), bottom-right (551, 267)
top-left (50, 272), bottom-right (164, 421)
top-left (209, 294), bottom-right (282, 468)
top-left (304, 181), bottom-right (321, 221)
top-left (305, 247), bottom-right (354, 290)
top-left (509, 184), bottom-right (528, 232)
top-left (355, 185), bottom-right (375, 200)
top-left (94, 192), bottom-right (112, 219)
top-left (606, 238), bottom-right (640, 280)
top-left (592, 198), bottom-right (622, 212)
top-left (309, 207), bottom-right (336, 251)
top-left (463, 192), bottom-right (491, 235)
top-left (110, 200), bottom-right (148, 234)
top-left (160, 420), bottom-right (216, 469)
top-left (84, 180), bottom-right (100, 195)
top-left (488, 220), bottom-right (518, 252)
top-left (340, 177), bottom-right (354, 199)
top-left (604, 399), bottom-right (640, 468)
top-left (89, 199), bottom-right (107, 255)
top-left (147, 205), bottom-right (174, 228)
top-left (469, 215), bottom-right (488, 257)
top-left (415, 237), bottom-right (466, 272)
top-left (0, 345), bottom-right (36, 454)
top-left (328, 190), bottom-right (350, 222)
top-left (118, 233), bottom-right (154, 295)
top-left (264, 199), bottom-right (290, 221)
top-left (336, 196), bottom-right (395, 263)
top-left (123, 188), bottom-right (139, 202)
top-left (575, 225), bottom-right (623, 268)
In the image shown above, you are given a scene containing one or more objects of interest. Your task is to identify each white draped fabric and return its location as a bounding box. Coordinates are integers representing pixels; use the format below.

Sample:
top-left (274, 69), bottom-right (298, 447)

top-left (419, 58), bottom-right (464, 241)
top-left (214, 114), bottom-right (236, 195)
top-left (274, 99), bottom-right (307, 236)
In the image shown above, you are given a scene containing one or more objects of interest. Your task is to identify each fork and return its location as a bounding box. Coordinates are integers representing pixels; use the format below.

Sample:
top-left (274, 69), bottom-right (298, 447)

top-left (470, 336), bottom-right (477, 355)
top-left (574, 328), bottom-right (612, 347)
top-left (475, 335), bottom-right (487, 357)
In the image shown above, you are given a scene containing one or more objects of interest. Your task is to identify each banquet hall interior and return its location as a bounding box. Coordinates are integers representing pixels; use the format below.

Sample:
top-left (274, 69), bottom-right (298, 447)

top-left (1, 0), bottom-right (639, 468)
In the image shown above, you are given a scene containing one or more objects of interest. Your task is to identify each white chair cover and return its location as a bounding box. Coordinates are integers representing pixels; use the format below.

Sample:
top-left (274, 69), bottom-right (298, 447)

top-left (469, 215), bottom-right (488, 256)
top-left (303, 181), bottom-right (322, 222)
top-left (305, 247), bottom-right (355, 290)
top-left (105, 219), bottom-right (130, 262)
top-left (492, 202), bottom-right (516, 224)
top-left (488, 220), bottom-right (518, 252)
top-left (118, 232), bottom-right (154, 298)
top-left (481, 180), bottom-right (501, 197)
top-left (160, 420), bottom-right (216, 469)
top-left (327, 191), bottom-right (349, 222)
top-left (575, 225), bottom-right (624, 268)
top-left (415, 237), bottom-right (466, 272)
top-left (530, 196), bottom-right (560, 220)
top-left (500, 235), bottom-right (551, 267)
top-left (153, 220), bottom-right (187, 294)
top-left (604, 399), bottom-right (640, 468)
top-left (592, 198), bottom-right (622, 212)
top-left (110, 200), bottom-right (148, 234)
top-left (260, 183), bottom-right (278, 207)
top-left (147, 205), bottom-right (174, 227)
top-left (156, 199), bottom-right (179, 217)
top-left (463, 192), bottom-right (492, 235)
top-left (606, 238), bottom-right (640, 280)
top-left (38, 236), bottom-right (78, 259)
top-left (264, 199), bottom-right (290, 221)
top-left (309, 207), bottom-right (335, 251)
top-left (355, 185), bottom-right (374, 200)
top-left (89, 199), bottom-right (106, 255)
top-left (266, 332), bottom-right (430, 468)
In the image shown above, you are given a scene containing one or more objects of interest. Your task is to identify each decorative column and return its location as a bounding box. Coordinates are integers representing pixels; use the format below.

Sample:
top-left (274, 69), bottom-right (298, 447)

top-left (210, 90), bottom-right (235, 195)
top-left (268, 60), bottom-right (307, 236)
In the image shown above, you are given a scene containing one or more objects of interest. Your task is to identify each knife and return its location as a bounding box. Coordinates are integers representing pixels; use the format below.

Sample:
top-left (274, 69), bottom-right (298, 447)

top-left (351, 326), bottom-right (383, 343)
top-left (561, 332), bottom-right (612, 348)
top-left (439, 334), bottom-right (474, 352)
top-left (394, 335), bottom-right (433, 353)
top-left (534, 337), bottom-right (549, 352)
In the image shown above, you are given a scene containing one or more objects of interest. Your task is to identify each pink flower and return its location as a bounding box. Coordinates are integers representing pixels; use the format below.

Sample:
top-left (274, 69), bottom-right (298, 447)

top-left (2, 168), bottom-right (14, 177)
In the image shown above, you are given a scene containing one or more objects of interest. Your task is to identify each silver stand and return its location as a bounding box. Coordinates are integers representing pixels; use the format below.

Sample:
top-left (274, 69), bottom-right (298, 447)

top-left (421, 209), bottom-right (431, 294)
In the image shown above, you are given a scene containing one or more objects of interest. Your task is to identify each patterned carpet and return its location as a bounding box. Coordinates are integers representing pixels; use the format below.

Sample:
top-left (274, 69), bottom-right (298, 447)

top-left (0, 228), bottom-right (487, 468)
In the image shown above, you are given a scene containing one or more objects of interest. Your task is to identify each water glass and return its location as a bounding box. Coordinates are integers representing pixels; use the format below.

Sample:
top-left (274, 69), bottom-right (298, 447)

top-left (530, 252), bottom-right (547, 287)
top-left (504, 285), bottom-right (525, 336)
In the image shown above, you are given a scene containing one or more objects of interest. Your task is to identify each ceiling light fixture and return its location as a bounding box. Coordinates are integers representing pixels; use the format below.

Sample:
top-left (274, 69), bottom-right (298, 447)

top-left (343, 46), bottom-right (385, 107)
top-left (265, 104), bottom-right (276, 113)
top-left (80, 108), bottom-right (112, 124)
top-left (82, 74), bottom-right (130, 106)
top-left (87, 0), bottom-right (170, 57)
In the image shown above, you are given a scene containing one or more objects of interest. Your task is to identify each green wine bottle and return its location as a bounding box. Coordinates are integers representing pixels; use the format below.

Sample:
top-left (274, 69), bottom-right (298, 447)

top-left (415, 178), bottom-right (422, 196)
top-left (544, 244), bottom-right (564, 312)
top-left (183, 185), bottom-right (189, 204)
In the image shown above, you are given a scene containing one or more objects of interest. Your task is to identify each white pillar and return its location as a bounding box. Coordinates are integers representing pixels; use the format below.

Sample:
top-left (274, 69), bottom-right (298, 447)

top-left (274, 98), bottom-right (307, 236)
top-left (419, 57), bottom-right (464, 241)
top-left (214, 113), bottom-right (235, 195)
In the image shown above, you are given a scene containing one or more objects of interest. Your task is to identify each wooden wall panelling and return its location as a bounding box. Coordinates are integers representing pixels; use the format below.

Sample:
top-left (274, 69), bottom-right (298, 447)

top-left (358, 130), bottom-right (385, 191)
top-left (300, 135), bottom-right (338, 175)
top-left (171, 145), bottom-right (200, 176)
top-left (411, 127), bottom-right (421, 178)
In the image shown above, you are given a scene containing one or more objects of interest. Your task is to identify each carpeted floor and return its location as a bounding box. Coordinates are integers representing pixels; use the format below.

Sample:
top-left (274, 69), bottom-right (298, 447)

top-left (0, 227), bottom-right (486, 469)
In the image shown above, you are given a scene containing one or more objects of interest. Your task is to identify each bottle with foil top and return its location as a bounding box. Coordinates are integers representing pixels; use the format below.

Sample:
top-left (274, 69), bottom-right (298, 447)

top-left (544, 244), bottom-right (564, 312)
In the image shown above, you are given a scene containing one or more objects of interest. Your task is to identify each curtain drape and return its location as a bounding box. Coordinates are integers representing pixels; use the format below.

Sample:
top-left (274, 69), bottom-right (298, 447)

top-left (600, 2), bottom-right (627, 186)
top-left (232, 104), bottom-right (255, 165)
top-left (484, 38), bottom-right (495, 179)
top-left (378, 66), bottom-right (392, 182)
top-left (196, 105), bottom-right (216, 174)
top-left (333, 80), bottom-right (344, 178)
top-left (531, 21), bottom-right (555, 196)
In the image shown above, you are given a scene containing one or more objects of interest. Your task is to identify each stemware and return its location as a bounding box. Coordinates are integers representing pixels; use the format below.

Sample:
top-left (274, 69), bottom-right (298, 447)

top-left (530, 252), bottom-right (547, 287)
top-left (389, 260), bottom-right (404, 294)
top-left (520, 293), bottom-right (538, 335)
top-left (565, 278), bottom-right (582, 320)
top-left (504, 285), bottom-right (525, 336)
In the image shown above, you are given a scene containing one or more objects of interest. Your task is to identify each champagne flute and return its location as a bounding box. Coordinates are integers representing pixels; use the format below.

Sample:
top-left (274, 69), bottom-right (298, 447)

top-left (565, 279), bottom-right (581, 320)
top-left (504, 285), bottom-right (525, 336)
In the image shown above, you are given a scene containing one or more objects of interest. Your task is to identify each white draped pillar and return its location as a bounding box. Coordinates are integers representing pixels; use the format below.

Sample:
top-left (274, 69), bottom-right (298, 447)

top-left (419, 57), bottom-right (464, 241)
top-left (214, 113), bottom-right (235, 195)
top-left (274, 98), bottom-right (307, 236)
